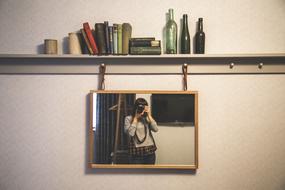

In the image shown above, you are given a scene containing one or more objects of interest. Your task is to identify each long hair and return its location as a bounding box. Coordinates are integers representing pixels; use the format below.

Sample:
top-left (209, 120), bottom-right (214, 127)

top-left (131, 98), bottom-right (149, 144)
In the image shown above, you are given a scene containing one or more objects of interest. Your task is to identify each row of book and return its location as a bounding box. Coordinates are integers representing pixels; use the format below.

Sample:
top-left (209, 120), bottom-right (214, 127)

top-left (129, 37), bottom-right (161, 55)
top-left (79, 22), bottom-right (161, 55)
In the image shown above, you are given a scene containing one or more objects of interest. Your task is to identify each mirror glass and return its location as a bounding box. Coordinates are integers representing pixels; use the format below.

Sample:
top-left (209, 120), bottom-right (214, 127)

top-left (89, 91), bottom-right (198, 169)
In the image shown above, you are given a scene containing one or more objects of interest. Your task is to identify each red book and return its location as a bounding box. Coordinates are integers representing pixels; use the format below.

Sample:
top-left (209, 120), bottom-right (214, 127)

top-left (83, 22), bottom-right (98, 54)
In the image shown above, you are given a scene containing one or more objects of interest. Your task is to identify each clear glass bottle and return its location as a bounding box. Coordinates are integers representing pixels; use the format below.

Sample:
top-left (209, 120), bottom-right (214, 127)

top-left (180, 14), bottom-right (190, 54)
top-left (166, 9), bottom-right (177, 54)
top-left (194, 18), bottom-right (205, 54)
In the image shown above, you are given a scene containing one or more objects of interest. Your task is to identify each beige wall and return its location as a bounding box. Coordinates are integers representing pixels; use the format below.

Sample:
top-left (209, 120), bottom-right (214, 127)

top-left (153, 126), bottom-right (195, 165)
top-left (0, 0), bottom-right (284, 54)
top-left (0, 75), bottom-right (285, 190)
top-left (0, 0), bottom-right (285, 190)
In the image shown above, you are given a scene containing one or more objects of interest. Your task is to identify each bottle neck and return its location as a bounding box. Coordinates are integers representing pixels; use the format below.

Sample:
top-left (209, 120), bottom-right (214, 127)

top-left (198, 18), bottom-right (203, 31)
top-left (169, 9), bottom-right (174, 20)
top-left (183, 14), bottom-right (188, 27)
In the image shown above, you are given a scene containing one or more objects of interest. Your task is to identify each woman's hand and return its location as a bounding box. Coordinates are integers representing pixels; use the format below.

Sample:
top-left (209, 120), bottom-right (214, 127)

top-left (144, 106), bottom-right (154, 123)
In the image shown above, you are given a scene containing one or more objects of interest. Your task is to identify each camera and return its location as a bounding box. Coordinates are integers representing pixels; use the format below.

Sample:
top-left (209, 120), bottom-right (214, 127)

top-left (136, 104), bottom-right (145, 114)
top-left (137, 104), bottom-right (148, 117)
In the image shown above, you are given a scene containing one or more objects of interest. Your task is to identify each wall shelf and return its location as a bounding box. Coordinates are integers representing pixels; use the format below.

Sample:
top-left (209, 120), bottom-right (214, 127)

top-left (0, 54), bottom-right (284, 74)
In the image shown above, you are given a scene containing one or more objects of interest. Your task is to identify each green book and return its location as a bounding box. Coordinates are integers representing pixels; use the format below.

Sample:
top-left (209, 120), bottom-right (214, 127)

top-left (122, 23), bottom-right (132, 55)
top-left (113, 24), bottom-right (118, 54)
top-left (117, 24), bottom-right (122, 54)
top-left (129, 46), bottom-right (161, 55)
top-left (129, 39), bottom-right (161, 47)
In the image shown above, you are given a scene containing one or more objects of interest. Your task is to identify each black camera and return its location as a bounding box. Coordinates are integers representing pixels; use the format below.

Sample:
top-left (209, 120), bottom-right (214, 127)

top-left (136, 104), bottom-right (145, 114)
top-left (137, 104), bottom-right (148, 117)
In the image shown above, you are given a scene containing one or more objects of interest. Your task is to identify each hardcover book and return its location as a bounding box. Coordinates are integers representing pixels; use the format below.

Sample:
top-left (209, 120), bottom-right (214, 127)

top-left (130, 37), bottom-right (155, 41)
top-left (129, 39), bottom-right (161, 47)
top-left (95, 23), bottom-right (107, 55)
top-left (108, 26), bottom-right (114, 54)
top-left (83, 22), bottom-right (98, 54)
top-left (122, 23), bottom-right (132, 55)
top-left (77, 31), bottom-right (89, 54)
top-left (104, 21), bottom-right (110, 54)
top-left (80, 28), bottom-right (94, 55)
top-left (117, 24), bottom-right (123, 54)
top-left (113, 24), bottom-right (118, 54)
top-left (129, 46), bottom-right (161, 55)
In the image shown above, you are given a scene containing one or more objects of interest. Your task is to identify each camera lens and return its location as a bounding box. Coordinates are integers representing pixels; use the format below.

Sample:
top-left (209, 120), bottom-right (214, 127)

top-left (137, 104), bottom-right (145, 114)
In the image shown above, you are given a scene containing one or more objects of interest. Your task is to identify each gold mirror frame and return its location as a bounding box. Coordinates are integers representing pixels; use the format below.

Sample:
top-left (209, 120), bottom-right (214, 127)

top-left (89, 90), bottom-right (198, 169)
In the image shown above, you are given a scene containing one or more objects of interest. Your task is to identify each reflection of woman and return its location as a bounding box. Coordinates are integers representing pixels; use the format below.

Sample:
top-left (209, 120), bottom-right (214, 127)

top-left (124, 98), bottom-right (158, 164)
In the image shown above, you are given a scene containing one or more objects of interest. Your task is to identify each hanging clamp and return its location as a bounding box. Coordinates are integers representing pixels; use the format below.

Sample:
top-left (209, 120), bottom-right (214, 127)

top-left (99, 63), bottom-right (106, 90)
top-left (182, 63), bottom-right (188, 91)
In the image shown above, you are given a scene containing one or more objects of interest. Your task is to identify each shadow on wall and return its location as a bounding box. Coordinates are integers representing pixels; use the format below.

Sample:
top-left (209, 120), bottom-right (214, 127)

top-left (83, 93), bottom-right (197, 175)
top-left (37, 44), bottom-right (44, 54)
top-left (62, 36), bottom-right (69, 54)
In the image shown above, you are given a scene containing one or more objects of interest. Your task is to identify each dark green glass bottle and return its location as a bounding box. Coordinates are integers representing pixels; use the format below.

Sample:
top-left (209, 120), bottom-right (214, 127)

top-left (180, 14), bottom-right (190, 54)
top-left (194, 18), bottom-right (205, 54)
top-left (166, 9), bottom-right (177, 54)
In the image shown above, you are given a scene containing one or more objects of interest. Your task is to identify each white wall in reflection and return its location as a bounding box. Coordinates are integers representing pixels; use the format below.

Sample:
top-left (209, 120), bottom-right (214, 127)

top-left (136, 93), bottom-right (195, 165)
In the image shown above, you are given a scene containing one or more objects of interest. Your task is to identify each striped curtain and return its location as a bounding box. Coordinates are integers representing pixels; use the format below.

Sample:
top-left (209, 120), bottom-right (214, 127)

top-left (94, 93), bottom-right (135, 164)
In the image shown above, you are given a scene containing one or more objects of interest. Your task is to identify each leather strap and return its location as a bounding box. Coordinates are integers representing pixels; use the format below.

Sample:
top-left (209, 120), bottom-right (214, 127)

top-left (182, 63), bottom-right (188, 91)
top-left (99, 63), bottom-right (106, 90)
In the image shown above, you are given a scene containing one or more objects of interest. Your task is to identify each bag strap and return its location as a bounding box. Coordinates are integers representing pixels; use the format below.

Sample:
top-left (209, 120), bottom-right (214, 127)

top-left (133, 118), bottom-right (156, 148)
top-left (134, 119), bottom-right (147, 144)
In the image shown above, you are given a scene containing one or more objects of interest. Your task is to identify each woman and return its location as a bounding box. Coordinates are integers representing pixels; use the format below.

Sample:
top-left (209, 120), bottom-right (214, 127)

top-left (124, 98), bottom-right (158, 164)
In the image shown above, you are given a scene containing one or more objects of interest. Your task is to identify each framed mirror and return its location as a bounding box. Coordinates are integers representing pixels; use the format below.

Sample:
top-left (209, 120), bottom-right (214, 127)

top-left (89, 90), bottom-right (198, 169)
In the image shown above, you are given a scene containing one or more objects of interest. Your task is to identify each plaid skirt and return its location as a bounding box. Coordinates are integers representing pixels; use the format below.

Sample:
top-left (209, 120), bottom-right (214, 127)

top-left (128, 138), bottom-right (157, 156)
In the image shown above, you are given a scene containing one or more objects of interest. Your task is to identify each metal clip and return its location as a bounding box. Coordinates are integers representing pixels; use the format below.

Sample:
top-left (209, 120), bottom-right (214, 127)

top-left (99, 63), bottom-right (106, 90)
top-left (182, 63), bottom-right (188, 91)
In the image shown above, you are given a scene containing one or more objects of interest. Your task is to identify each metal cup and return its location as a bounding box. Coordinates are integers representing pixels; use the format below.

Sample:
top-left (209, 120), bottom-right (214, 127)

top-left (44, 39), bottom-right (58, 54)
